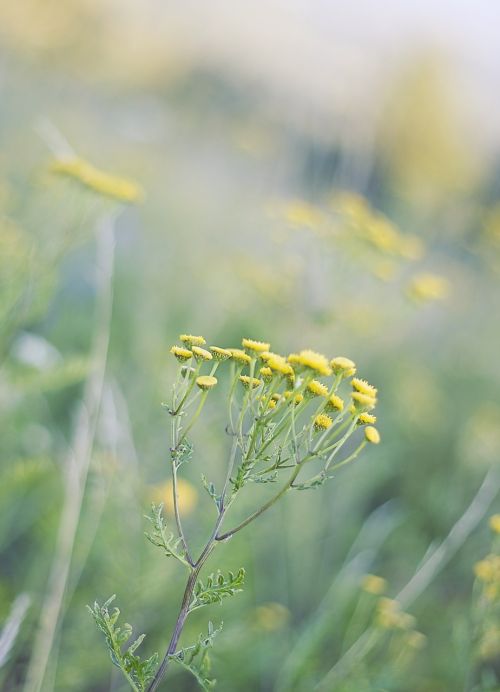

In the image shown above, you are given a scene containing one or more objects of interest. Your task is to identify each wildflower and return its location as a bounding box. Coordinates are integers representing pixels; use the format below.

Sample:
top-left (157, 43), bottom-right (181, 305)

top-left (365, 426), bottom-right (381, 444)
top-left (151, 478), bottom-right (198, 516)
top-left (376, 598), bottom-right (414, 629)
top-left (352, 378), bottom-right (378, 398)
top-left (489, 514), bottom-right (500, 534)
top-left (407, 273), bottom-right (450, 303)
top-left (306, 380), bottom-right (329, 398)
top-left (180, 335), bottom-right (206, 347)
top-left (271, 393), bottom-right (282, 401)
top-left (358, 413), bottom-right (377, 425)
top-left (229, 349), bottom-right (252, 365)
top-left (295, 350), bottom-right (332, 376)
top-left (325, 393), bottom-right (344, 412)
top-left (170, 346), bottom-right (193, 362)
top-left (474, 557), bottom-right (499, 583)
top-left (314, 414), bottom-right (333, 432)
top-left (50, 157), bottom-right (144, 203)
top-left (352, 392), bottom-right (377, 411)
top-left (192, 346), bottom-right (213, 361)
top-left (330, 357), bottom-right (356, 378)
top-left (280, 200), bottom-right (324, 230)
top-left (361, 574), bottom-right (387, 595)
top-left (239, 375), bottom-right (263, 390)
top-left (267, 354), bottom-right (294, 379)
top-left (284, 391), bottom-right (303, 405)
top-left (242, 338), bottom-right (271, 353)
top-left (210, 346), bottom-right (232, 361)
top-left (267, 399), bottom-right (277, 410)
top-left (196, 375), bottom-right (218, 391)
top-left (259, 366), bottom-right (274, 382)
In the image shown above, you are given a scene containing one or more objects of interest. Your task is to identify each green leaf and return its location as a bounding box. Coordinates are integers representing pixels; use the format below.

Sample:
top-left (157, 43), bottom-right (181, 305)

top-left (169, 621), bottom-right (223, 690)
top-left (87, 595), bottom-right (158, 692)
top-left (144, 503), bottom-right (191, 568)
top-left (189, 568), bottom-right (245, 613)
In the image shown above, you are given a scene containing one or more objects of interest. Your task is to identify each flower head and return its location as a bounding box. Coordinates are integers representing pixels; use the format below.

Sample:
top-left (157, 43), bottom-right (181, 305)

top-left (259, 366), bottom-right (274, 382)
top-left (295, 350), bottom-right (332, 376)
top-left (361, 574), bottom-right (387, 595)
top-left (284, 391), bottom-right (303, 405)
top-left (358, 412), bottom-right (377, 425)
top-left (267, 354), bottom-right (294, 378)
top-left (352, 392), bottom-right (377, 411)
top-left (170, 346), bottom-right (193, 362)
top-left (326, 394), bottom-right (344, 412)
top-left (196, 375), bottom-right (218, 391)
top-left (229, 349), bottom-right (252, 365)
top-left (365, 426), bottom-right (380, 444)
top-left (242, 338), bottom-right (271, 353)
top-left (210, 346), bottom-right (232, 361)
top-left (352, 378), bottom-right (378, 398)
top-left (330, 357), bottom-right (356, 378)
top-left (192, 346), bottom-right (213, 361)
top-left (239, 375), bottom-right (263, 390)
top-left (180, 334), bottom-right (206, 347)
top-left (314, 414), bottom-right (333, 432)
top-left (306, 380), bottom-right (329, 398)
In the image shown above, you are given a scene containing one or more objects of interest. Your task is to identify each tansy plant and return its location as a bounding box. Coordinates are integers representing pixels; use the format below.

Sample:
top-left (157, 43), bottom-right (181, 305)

top-left (89, 334), bottom-right (381, 691)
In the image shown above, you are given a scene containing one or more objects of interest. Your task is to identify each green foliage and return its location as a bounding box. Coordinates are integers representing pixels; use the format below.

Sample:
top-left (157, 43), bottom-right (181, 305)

top-left (169, 621), bottom-right (223, 691)
top-left (87, 595), bottom-right (158, 692)
top-left (189, 569), bottom-right (245, 613)
top-left (144, 503), bottom-right (191, 568)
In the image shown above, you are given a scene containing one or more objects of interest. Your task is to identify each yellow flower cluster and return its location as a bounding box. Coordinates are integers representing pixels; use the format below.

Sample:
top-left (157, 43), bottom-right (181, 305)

top-left (169, 334), bottom-right (381, 444)
top-left (376, 598), bottom-right (416, 630)
top-left (474, 554), bottom-right (500, 601)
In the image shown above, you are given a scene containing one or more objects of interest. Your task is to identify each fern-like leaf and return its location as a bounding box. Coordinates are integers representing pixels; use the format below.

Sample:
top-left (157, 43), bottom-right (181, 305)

top-left (144, 503), bottom-right (191, 568)
top-left (169, 621), bottom-right (222, 690)
top-left (87, 595), bottom-right (158, 692)
top-left (189, 568), bottom-right (245, 613)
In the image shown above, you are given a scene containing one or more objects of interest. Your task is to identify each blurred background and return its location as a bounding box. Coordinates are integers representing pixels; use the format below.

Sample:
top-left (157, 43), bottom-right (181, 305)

top-left (1, 1), bottom-right (500, 690)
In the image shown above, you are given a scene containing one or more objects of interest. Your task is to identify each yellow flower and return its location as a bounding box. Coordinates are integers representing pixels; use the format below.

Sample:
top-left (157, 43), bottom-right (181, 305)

top-left (326, 394), bottom-right (344, 412)
top-left (280, 200), bottom-right (324, 230)
top-left (196, 375), bottom-right (218, 390)
top-left (50, 157), bottom-right (144, 203)
top-left (259, 366), bottom-right (274, 382)
top-left (180, 334), bottom-right (206, 347)
top-left (407, 273), bottom-right (450, 303)
top-left (361, 574), bottom-right (387, 595)
top-left (267, 354), bottom-right (294, 378)
top-left (271, 393), bottom-right (282, 401)
top-left (358, 413), bottom-right (377, 425)
top-left (489, 514), bottom-right (500, 535)
top-left (376, 598), bottom-right (414, 629)
top-left (192, 346), bottom-right (213, 361)
top-left (352, 392), bottom-right (377, 411)
top-left (170, 346), bottom-right (193, 362)
top-left (229, 349), bottom-right (252, 365)
top-left (474, 558), bottom-right (495, 582)
top-left (330, 356), bottom-right (356, 378)
top-left (306, 380), bottom-right (329, 398)
top-left (295, 350), bottom-right (332, 376)
top-left (284, 391), bottom-right (304, 405)
top-left (242, 338), bottom-right (271, 353)
top-left (267, 399), bottom-right (277, 410)
top-left (314, 414), bottom-right (333, 431)
top-left (365, 426), bottom-right (381, 444)
top-left (210, 346), bottom-right (232, 361)
top-left (406, 631), bottom-right (427, 650)
top-left (352, 378), bottom-right (378, 398)
top-left (239, 375), bottom-right (263, 389)
top-left (254, 602), bottom-right (290, 631)
top-left (150, 478), bottom-right (198, 516)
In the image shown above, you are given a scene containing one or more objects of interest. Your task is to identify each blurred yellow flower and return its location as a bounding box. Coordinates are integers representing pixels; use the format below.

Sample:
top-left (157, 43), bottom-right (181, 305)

top-left (365, 426), bottom-right (381, 444)
top-left (330, 357), bottom-right (356, 378)
top-left (490, 515), bottom-right (500, 535)
top-left (254, 602), bottom-right (290, 631)
top-left (306, 380), bottom-right (329, 398)
top-left (295, 350), bottom-right (332, 377)
top-left (170, 346), bottom-right (192, 362)
top-left (358, 413), bottom-right (377, 425)
top-left (210, 346), bottom-right (232, 361)
top-left (407, 273), bottom-right (450, 303)
top-left (314, 414), bottom-right (333, 432)
top-left (361, 574), bottom-right (387, 595)
top-left (229, 349), bottom-right (252, 365)
top-left (50, 157), bottom-right (143, 203)
top-left (352, 392), bottom-right (377, 411)
top-left (180, 335), bottom-right (206, 347)
top-left (239, 375), bottom-right (262, 389)
top-left (150, 479), bottom-right (198, 516)
top-left (326, 393), bottom-right (344, 412)
top-left (352, 378), bottom-right (378, 398)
